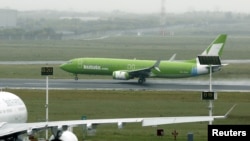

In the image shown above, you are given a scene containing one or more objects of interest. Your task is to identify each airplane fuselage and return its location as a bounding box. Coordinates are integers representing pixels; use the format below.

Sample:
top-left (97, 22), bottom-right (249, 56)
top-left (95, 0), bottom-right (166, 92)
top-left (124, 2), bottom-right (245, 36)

top-left (60, 34), bottom-right (227, 83)
top-left (0, 92), bottom-right (27, 124)
top-left (61, 58), bottom-right (209, 78)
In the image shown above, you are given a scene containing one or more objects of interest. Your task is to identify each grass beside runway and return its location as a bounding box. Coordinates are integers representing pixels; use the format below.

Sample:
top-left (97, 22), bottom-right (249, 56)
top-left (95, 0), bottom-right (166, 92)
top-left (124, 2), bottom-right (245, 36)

top-left (1, 35), bottom-right (250, 61)
top-left (4, 89), bottom-right (250, 141)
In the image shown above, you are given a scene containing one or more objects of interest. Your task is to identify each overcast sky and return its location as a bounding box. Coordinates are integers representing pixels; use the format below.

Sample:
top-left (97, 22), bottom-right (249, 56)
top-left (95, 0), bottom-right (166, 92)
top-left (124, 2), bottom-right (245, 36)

top-left (1, 0), bottom-right (250, 14)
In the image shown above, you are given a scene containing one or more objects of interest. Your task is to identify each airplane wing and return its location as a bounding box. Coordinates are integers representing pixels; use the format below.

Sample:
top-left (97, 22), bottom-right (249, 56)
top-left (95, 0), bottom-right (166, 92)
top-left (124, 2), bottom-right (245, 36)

top-left (129, 54), bottom-right (177, 77)
top-left (0, 105), bottom-right (236, 139)
top-left (0, 116), bottom-right (219, 137)
top-left (127, 54), bottom-right (176, 80)
top-left (0, 104), bottom-right (235, 139)
top-left (128, 59), bottom-right (161, 78)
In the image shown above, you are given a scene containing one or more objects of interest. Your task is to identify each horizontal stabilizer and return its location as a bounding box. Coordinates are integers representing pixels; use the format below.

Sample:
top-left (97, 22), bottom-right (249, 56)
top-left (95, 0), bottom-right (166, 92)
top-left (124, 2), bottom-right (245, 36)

top-left (169, 54), bottom-right (176, 61)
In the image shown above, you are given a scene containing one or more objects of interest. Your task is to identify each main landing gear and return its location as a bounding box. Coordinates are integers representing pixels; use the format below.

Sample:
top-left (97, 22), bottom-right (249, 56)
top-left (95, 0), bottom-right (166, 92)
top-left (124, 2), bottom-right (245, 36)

top-left (138, 77), bottom-right (146, 84)
top-left (74, 74), bottom-right (78, 80)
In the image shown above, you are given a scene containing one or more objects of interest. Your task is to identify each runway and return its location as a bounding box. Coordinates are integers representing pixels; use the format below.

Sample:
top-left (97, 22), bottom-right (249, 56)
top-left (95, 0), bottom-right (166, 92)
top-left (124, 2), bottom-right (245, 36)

top-left (0, 78), bottom-right (249, 92)
top-left (0, 60), bottom-right (250, 65)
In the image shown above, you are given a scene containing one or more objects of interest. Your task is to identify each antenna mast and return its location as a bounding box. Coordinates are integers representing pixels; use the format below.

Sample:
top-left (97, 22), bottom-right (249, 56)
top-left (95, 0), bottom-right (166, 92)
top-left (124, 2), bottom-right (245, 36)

top-left (160, 0), bottom-right (166, 36)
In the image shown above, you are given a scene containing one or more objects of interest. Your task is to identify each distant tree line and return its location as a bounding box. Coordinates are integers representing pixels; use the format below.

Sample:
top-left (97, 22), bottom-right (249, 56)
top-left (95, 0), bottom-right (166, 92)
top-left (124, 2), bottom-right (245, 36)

top-left (0, 27), bottom-right (62, 40)
top-left (0, 10), bottom-right (250, 40)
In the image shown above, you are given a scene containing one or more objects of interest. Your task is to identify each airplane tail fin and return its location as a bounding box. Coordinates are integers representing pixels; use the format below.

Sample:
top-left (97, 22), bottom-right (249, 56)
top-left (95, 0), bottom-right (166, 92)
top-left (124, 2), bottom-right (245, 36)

top-left (186, 34), bottom-right (227, 63)
top-left (201, 34), bottom-right (227, 57)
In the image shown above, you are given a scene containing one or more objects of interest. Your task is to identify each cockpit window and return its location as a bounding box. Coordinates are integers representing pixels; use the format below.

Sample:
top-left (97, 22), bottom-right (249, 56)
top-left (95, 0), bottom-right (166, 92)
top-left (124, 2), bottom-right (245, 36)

top-left (66, 61), bottom-right (73, 64)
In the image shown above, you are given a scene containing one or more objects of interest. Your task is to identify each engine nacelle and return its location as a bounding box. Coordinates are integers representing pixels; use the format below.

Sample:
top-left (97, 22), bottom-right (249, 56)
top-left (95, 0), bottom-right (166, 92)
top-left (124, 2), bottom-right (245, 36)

top-left (49, 131), bottom-right (78, 141)
top-left (112, 71), bottom-right (130, 80)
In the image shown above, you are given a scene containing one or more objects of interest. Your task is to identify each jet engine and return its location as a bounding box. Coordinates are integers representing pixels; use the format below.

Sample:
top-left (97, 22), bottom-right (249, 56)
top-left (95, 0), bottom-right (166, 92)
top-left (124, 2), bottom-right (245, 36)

top-left (49, 131), bottom-right (78, 141)
top-left (112, 71), bottom-right (130, 80)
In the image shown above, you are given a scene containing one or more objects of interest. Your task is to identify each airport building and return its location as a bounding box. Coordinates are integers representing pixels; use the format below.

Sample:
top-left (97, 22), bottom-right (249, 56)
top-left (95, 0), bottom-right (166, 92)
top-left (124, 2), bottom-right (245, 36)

top-left (0, 9), bottom-right (17, 28)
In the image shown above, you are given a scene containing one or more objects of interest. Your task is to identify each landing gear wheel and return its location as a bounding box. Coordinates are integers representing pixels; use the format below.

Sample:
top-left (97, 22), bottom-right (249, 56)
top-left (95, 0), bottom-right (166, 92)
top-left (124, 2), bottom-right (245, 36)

top-left (74, 74), bottom-right (78, 80)
top-left (138, 77), bottom-right (146, 84)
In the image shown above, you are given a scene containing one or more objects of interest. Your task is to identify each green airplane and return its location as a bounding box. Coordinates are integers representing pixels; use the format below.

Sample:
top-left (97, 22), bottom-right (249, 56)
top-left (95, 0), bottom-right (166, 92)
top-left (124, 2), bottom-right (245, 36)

top-left (60, 34), bottom-right (227, 84)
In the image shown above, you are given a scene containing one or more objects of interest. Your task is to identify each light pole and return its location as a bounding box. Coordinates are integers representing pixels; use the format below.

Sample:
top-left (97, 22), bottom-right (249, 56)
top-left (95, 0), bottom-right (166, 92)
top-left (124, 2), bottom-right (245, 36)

top-left (41, 66), bottom-right (53, 140)
top-left (198, 56), bottom-right (221, 125)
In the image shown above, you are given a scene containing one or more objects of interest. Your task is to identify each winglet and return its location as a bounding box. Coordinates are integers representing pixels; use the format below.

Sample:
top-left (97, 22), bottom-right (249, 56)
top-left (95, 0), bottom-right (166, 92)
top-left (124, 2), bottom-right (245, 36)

top-left (153, 60), bottom-right (161, 72)
top-left (213, 104), bottom-right (237, 119)
top-left (224, 104), bottom-right (237, 118)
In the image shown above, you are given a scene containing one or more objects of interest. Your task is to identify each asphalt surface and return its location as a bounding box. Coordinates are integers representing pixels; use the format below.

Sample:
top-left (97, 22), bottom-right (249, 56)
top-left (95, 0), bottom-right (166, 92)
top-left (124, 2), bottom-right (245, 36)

top-left (0, 79), bottom-right (249, 92)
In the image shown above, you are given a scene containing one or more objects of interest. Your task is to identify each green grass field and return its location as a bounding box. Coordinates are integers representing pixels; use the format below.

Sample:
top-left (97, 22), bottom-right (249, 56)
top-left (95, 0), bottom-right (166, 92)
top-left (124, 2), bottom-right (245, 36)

top-left (4, 89), bottom-right (250, 141)
top-left (1, 35), bottom-right (250, 61)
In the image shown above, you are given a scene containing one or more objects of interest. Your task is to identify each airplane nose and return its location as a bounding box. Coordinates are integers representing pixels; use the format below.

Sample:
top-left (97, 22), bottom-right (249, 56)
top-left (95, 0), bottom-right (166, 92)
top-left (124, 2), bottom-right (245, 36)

top-left (59, 63), bottom-right (67, 71)
top-left (60, 61), bottom-right (74, 73)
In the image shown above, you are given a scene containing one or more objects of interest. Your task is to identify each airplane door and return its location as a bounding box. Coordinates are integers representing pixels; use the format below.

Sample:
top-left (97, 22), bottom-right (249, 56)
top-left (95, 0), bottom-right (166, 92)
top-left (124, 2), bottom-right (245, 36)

top-left (77, 59), bottom-right (83, 69)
